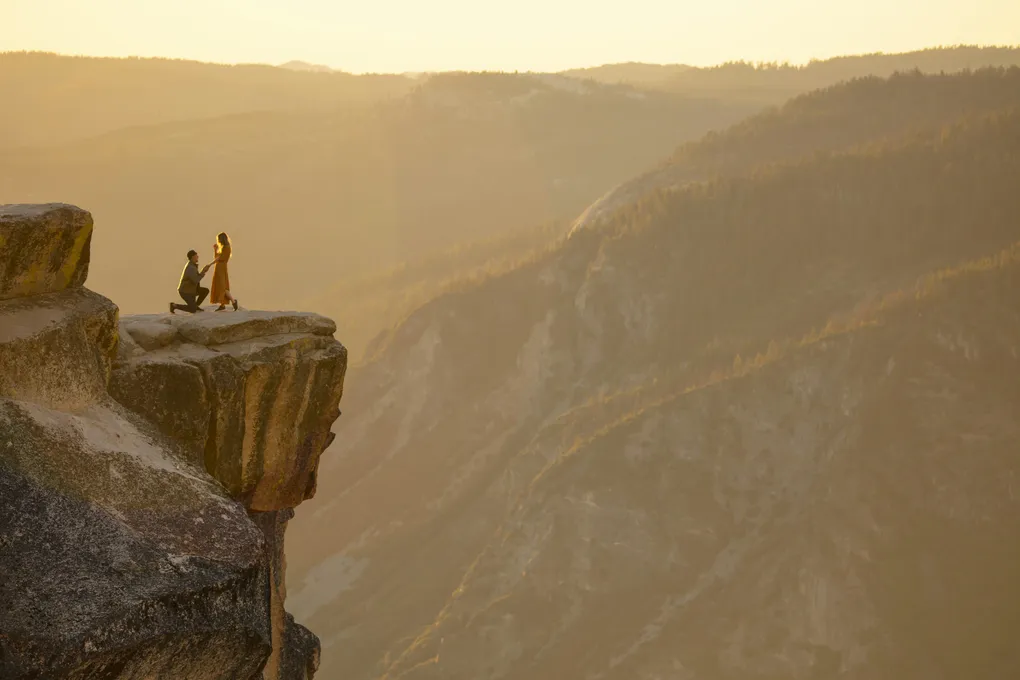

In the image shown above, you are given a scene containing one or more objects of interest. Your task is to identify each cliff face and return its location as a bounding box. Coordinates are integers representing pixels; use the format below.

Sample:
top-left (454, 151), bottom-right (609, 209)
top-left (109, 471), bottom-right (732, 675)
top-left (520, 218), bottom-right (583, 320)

top-left (112, 311), bottom-right (346, 511)
top-left (0, 204), bottom-right (346, 679)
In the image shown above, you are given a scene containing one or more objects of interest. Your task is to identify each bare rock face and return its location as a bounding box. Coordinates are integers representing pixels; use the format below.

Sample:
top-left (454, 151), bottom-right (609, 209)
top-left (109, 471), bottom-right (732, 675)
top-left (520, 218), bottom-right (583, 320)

top-left (111, 311), bottom-right (347, 511)
top-left (0, 287), bottom-right (118, 409)
top-left (282, 615), bottom-right (321, 680)
top-left (0, 204), bottom-right (343, 679)
top-left (251, 511), bottom-right (322, 680)
top-left (107, 265), bottom-right (346, 680)
top-left (0, 203), bottom-right (92, 301)
top-left (0, 400), bottom-right (271, 679)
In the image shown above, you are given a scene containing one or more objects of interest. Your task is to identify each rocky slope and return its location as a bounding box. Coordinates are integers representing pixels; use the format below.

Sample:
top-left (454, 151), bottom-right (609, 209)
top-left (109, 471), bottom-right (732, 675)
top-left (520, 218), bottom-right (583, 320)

top-left (285, 74), bottom-right (1020, 679)
top-left (374, 257), bottom-right (1020, 679)
top-left (0, 204), bottom-right (346, 679)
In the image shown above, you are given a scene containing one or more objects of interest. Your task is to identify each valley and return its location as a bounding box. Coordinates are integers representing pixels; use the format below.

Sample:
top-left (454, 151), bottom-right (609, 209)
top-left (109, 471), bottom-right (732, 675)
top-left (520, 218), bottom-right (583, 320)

top-left (284, 68), bottom-right (1020, 679)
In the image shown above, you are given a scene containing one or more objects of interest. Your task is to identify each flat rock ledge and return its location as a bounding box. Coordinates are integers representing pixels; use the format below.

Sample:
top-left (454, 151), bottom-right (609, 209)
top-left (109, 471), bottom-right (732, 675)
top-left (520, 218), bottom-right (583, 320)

top-left (121, 310), bottom-right (337, 349)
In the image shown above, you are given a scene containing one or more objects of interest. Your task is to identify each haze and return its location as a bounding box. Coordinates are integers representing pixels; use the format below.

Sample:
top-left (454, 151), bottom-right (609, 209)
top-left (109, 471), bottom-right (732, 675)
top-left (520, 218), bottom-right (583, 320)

top-left (6, 0), bottom-right (1020, 72)
top-left (4, 0), bottom-right (1020, 676)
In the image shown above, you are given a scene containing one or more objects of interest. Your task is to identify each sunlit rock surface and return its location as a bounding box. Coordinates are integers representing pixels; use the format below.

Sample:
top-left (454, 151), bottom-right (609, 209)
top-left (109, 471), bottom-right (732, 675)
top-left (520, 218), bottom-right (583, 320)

top-left (0, 204), bottom-right (273, 678)
top-left (0, 400), bottom-right (271, 679)
top-left (1, 203), bottom-right (344, 679)
top-left (0, 203), bottom-right (92, 301)
top-left (0, 287), bottom-right (118, 409)
top-left (112, 311), bottom-right (347, 511)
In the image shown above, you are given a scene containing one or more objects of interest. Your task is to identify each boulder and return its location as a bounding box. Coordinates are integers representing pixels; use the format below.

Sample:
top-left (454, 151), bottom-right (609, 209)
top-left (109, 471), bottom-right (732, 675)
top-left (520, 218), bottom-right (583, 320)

top-left (0, 287), bottom-right (119, 410)
top-left (0, 398), bottom-right (272, 679)
top-left (112, 314), bottom-right (347, 511)
top-left (0, 203), bottom-right (93, 301)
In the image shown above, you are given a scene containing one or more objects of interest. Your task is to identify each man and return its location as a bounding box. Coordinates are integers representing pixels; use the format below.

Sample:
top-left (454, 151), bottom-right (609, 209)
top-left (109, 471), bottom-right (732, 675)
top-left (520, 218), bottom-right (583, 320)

top-left (170, 250), bottom-right (212, 314)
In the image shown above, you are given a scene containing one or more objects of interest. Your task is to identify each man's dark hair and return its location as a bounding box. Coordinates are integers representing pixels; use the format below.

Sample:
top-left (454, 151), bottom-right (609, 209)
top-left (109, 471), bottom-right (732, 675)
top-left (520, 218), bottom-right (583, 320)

top-left (186, 250), bottom-right (198, 260)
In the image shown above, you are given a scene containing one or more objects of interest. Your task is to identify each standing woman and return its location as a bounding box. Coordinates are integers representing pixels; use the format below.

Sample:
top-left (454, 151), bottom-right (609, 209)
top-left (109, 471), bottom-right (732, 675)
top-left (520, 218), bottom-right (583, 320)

top-left (210, 232), bottom-right (239, 311)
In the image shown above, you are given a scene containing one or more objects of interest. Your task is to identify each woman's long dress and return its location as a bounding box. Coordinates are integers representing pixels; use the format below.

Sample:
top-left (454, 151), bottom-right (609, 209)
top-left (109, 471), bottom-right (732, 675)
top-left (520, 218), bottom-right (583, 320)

top-left (211, 244), bottom-right (231, 304)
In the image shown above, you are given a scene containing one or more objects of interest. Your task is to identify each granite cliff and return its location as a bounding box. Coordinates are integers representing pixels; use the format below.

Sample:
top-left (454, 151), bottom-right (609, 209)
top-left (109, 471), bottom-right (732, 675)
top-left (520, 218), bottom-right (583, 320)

top-left (0, 204), bottom-right (346, 679)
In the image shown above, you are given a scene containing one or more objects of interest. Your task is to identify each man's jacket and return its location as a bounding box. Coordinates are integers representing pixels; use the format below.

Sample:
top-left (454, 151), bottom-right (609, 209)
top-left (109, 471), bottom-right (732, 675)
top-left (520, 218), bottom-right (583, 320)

top-left (178, 261), bottom-right (205, 295)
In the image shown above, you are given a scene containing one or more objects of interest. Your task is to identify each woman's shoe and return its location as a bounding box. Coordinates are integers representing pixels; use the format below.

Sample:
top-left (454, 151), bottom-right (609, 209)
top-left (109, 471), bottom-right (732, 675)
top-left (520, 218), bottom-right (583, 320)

top-left (232, 299), bottom-right (239, 311)
top-left (216, 304), bottom-right (227, 311)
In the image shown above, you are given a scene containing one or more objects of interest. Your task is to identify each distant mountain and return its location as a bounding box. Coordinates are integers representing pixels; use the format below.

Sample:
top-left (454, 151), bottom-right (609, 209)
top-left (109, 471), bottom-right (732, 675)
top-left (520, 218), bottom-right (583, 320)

top-left (562, 46), bottom-right (1020, 101)
top-left (5, 50), bottom-right (1020, 361)
top-left (285, 70), bottom-right (1020, 679)
top-left (0, 71), bottom-right (762, 344)
top-left (278, 60), bottom-right (338, 73)
top-left (0, 52), bottom-right (411, 147)
top-left (561, 62), bottom-right (693, 86)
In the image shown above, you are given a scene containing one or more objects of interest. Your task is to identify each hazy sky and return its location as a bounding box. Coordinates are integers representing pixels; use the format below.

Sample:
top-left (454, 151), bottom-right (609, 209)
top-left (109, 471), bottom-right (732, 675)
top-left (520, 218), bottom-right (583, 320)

top-left (4, 0), bottom-right (1019, 73)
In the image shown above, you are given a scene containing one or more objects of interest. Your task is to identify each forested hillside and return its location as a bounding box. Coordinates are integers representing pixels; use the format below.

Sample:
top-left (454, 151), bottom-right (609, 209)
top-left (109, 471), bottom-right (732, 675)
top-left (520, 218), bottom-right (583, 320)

top-left (284, 70), bottom-right (1020, 679)
top-left (301, 220), bottom-right (570, 360)
top-left (575, 67), bottom-right (1020, 228)
top-left (0, 51), bottom-right (413, 147)
top-left (566, 45), bottom-right (1020, 96)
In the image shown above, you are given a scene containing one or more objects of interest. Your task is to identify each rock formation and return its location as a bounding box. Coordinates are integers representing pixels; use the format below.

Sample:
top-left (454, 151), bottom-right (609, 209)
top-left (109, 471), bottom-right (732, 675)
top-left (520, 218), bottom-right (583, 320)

top-left (112, 310), bottom-right (345, 511)
top-left (0, 204), bottom-right (346, 679)
top-left (0, 203), bottom-right (93, 300)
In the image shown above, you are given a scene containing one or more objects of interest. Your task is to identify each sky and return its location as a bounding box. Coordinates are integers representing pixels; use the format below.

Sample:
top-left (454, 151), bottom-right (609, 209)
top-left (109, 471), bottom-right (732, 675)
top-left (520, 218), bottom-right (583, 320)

top-left (3, 0), bottom-right (1019, 73)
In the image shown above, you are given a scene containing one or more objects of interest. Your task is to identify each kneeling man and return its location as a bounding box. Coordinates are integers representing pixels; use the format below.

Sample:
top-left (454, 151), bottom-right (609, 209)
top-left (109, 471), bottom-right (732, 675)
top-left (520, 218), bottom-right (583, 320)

top-left (170, 249), bottom-right (212, 314)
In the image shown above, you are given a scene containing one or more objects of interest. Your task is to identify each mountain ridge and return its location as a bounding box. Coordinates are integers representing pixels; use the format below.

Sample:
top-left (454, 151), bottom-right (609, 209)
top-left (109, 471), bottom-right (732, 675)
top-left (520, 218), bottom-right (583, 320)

top-left (279, 60), bottom-right (339, 73)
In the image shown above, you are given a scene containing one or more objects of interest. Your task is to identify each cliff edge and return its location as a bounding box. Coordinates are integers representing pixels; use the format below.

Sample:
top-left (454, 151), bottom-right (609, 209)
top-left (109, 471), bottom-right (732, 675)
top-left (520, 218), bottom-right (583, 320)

top-left (0, 204), bottom-right (346, 680)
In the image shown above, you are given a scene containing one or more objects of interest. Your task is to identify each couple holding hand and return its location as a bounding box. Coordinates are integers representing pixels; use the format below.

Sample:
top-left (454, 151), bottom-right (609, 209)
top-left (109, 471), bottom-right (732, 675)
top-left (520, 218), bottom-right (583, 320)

top-left (171, 232), bottom-right (240, 314)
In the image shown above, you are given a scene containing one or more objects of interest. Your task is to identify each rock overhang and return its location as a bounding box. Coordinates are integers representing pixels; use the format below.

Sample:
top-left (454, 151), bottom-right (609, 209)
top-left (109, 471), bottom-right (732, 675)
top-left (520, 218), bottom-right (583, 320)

top-left (112, 310), bottom-right (347, 512)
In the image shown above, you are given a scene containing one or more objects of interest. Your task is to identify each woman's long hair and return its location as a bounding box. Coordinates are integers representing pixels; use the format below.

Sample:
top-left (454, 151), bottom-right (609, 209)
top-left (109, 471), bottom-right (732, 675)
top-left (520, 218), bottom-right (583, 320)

top-left (217, 232), bottom-right (231, 254)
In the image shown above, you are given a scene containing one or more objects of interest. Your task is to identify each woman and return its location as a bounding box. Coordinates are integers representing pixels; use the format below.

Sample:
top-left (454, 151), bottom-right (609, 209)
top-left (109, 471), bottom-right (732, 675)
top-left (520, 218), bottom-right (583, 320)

top-left (210, 232), bottom-right (239, 311)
